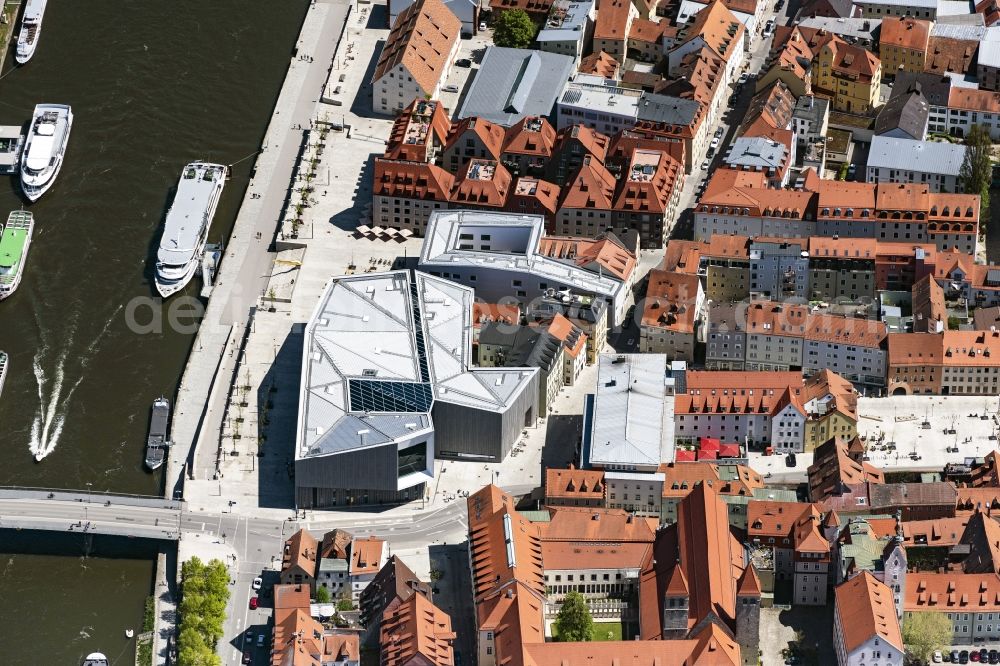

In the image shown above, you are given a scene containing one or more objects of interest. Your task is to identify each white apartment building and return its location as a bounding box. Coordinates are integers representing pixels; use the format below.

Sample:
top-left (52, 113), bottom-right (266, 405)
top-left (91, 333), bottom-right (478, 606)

top-left (604, 471), bottom-right (664, 517)
top-left (418, 210), bottom-right (633, 327)
top-left (371, 0), bottom-right (462, 115)
top-left (556, 75), bottom-right (641, 136)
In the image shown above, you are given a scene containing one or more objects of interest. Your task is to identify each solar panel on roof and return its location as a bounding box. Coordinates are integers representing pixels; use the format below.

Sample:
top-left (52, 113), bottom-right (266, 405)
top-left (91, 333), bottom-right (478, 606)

top-left (348, 380), bottom-right (434, 413)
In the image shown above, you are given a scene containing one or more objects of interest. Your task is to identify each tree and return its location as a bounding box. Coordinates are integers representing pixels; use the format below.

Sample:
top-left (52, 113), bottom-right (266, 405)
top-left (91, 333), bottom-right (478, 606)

top-left (903, 611), bottom-right (952, 662)
top-left (177, 557), bottom-right (230, 666)
top-left (315, 585), bottom-right (331, 603)
top-left (960, 124), bottom-right (993, 221)
top-left (554, 591), bottom-right (593, 642)
top-left (492, 9), bottom-right (537, 49)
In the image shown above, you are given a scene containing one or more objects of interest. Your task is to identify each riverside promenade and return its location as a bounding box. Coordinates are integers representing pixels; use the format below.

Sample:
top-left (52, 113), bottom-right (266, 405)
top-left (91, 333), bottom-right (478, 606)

top-left (155, 2), bottom-right (352, 664)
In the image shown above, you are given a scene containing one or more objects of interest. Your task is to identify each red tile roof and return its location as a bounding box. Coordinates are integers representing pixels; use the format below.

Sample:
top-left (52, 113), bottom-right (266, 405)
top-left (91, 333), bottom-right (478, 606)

top-left (835, 571), bottom-right (904, 655)
top-left (373, 0), bottom-right (461, 93)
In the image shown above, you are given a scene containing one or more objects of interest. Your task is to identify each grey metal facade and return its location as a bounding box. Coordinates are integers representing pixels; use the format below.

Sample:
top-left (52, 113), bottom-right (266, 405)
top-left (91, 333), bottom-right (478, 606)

top-left (433, 371), bottom-right (538, 461)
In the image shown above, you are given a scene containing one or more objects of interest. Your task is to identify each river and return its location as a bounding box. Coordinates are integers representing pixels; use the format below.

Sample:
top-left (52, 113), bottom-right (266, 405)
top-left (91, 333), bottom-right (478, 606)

top-left (0, 2), bottom-right (308, 662)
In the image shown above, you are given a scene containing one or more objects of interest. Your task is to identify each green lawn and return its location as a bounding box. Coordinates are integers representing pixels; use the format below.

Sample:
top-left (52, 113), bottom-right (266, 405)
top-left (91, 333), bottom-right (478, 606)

top-left (552, 621), bottom-right (623, 642)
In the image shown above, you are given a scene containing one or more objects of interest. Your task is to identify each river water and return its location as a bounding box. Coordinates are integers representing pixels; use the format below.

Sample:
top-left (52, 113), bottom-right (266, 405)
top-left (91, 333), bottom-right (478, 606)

top-left (0, 2), bottom-right (307, 662)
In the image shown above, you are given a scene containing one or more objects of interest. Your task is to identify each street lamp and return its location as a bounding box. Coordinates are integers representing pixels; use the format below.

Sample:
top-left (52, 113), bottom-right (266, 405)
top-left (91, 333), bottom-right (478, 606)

top-left (83, 482), bottom-right (93, 528)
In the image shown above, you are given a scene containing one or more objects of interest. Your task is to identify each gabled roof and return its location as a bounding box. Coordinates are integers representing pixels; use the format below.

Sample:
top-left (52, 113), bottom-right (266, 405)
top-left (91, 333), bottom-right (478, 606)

top-left (682, 1), bottom-right (745, 62)
top-left (374, 158), bottom-right (455, 201)
top-left (559, 156), bottom-right (617, 210)
top-left (545, 466), bottom-right (605, 500)
top-left (641, 269), bottom-right (700, 334)
top-left (579, 50), bottom-right (620, 78)
top-left (502, 117), bottom-right (557, 158)
top-left (386, 100), bottom-right (452, 162)
top-left (451, 159), bottom-right (512, 207)
top-left (380, 593), bottom-right (455, 666)
top-left (594, 0), bottom-right (635, 42)
top-left (445, 117), bottom-right (505, 160)
top-left (373, 0), bottom-right (461, 93)
top-left (880, 16), bottom-right (931, 52)
top-left (835, 571), bottom-right (904, 655)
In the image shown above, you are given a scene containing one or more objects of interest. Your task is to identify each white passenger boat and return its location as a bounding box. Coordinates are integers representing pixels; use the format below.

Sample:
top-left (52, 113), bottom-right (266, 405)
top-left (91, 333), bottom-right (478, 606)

top-left (154, 162), bottom-right (227, 298)
top-left (0, 351), bottom-right (7, 399)
top-left (20, 103), bottom-right (72, 201)
top-left (81, 653), bottom-right (109, 666)
top-left (15, 0), bottom-right (47, 65)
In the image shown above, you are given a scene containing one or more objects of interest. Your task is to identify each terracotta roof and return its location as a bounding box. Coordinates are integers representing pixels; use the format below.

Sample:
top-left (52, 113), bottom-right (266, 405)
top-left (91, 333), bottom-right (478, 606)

top-left (629, 17), bottom-right (664, 43)
top-left (506, 177), bottom-right (560, 218)
top-left (535, 313), bottom-right (587, 359)
top-left (381, 593), bottom-right (455, 666)
top-left (835, 571), bottom-right (904, 655)
top-left (749, 501), bottom-right (831, 555)
top-left (707, 234), bottom-right (750, 259)
top-left (521, 627), bottom-right (740, 666)
top-left (359, 555), bottom-right (432, 626)
top-left (808, 438), bottom-right (884, 503)
top-left (473, 302), bottom-right (521, 327)
top-left (489, 0), bottom-right (554, 13)
top-left (274, 583), bottom-right (312, 611)
top-left (869, 482), bottom-right (958, 510)
top-left (638, 482), bottom-right (748, 640)
top-left (594, 0), bottom-right (634, 42)
top-left (445, 117), bottom-right (506, 161)
top-left (476, 582), bottom-right (544, 666)
top-left (912, 274), bottom-right (946, 334)
top-left (536, 233), bottom-right (637, 282)
top-left (656, 48), bottom-right (724, 107)
top-left (658, 461), bottom-right (764, 499)
top-left (502, 117), bottom-right (557, 159)
top-left (559, 156), bottom-right (617, 210)
top-left (467, 485), bottom-right (545, 600)
top-left (949, 86), bottom-right (1000, 113)
top-left (823, 36), bottom-right (880, 82)
top-left (320, 528), bottom-right (353, 560)
top-left (555, 125), bottom-right (611, 164)
top-left (879, 17), bottom-right (931, 53)
top-left (906, 572), bottom-right (1000, 612)
top-left (451, 159), bottom-right (512, 207)
top-left (890, 331), bottom-right (1000, 368)
top-left (959, 511), bottom-right (1000, 574)
top-left (745, 301), bottom-right (809, 338)
top-left (661, 239), bottom-right (708, 274)
top-left (926, 36), bottom-right (976, 76)
top-left (373, 0), bottom-right (461, 93)
top-left (578, 51), bottom-right (620, 78)
top-left (608, 129), bottom-right (687, 170)
top-left (282, 529), bottom-right (319, 578)
top-left (742, 80), bottom-right (796, 133)
top-left (374, 159), bottom-right (455, 201)
top-left (545, 467), bottom-right (605, 500)
top-left (803, 313), bottom-right (887, 347)
top-left (386, 100), bottom-right (452, 162)
top-left (540, 505), bottom-right (658, 542)
top-left (902, 516), bottom-right (969, 547)
top-left (350, 536), bottom-right (386, 575)
top-left (978, 0), bottom-right (1000, 26)
top-left (641, 269), bottom-right (700, 334)
top-left (683, 1), bottom-right (745, 62)
top-left (614, 148), bottom-right (683, 215)
top-left (958, 487), bottom-right (1000, 515)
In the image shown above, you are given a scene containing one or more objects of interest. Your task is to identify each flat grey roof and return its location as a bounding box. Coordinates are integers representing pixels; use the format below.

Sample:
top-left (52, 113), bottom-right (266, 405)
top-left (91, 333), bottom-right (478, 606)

top-left (559, 74), bottom-right (641, 117)
top-left (857, 0), bottom-right (935, 8)
top-left (297, 271), bottom-right (537, 459)
top-left (725, 137), bottom-right (787, 171)
top-left (457, 47), bottom-right (575, 126)
top-left (636, 93), bottom-right (701, 126)
top-left (537, 0), bottom-right (593, 42)
top-left (867, 136), bottom-right (966, 175)
top-left (589, 353), bottom-right (671, 469)
top-left (798, 16), bottom-right (880, 40)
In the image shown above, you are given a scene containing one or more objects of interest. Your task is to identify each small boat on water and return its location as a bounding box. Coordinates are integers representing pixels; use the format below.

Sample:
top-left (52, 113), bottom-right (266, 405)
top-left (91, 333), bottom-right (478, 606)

top-left (0, 210), bottom-right (35, 299)
top-left (21, 103), bottom-right (72, 201)
top-left (15, 0), bottom-right (47, 65)
top-left (81, 653), bottom-right (109, 666)
top-left (0, 351), bottom-right (8, 398)
top-left (124, 628), bottom-right (134, 639)
top-left (145, 397), bottom-right (171, 471)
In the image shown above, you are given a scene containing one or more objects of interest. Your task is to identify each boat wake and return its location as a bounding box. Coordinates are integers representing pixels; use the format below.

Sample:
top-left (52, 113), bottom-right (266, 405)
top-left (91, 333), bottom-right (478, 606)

top-left (28, 304), bottom-right (123, 461)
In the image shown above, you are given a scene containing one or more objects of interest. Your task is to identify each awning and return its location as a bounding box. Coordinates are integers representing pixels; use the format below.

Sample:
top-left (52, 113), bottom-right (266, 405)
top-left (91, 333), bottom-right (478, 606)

top-left (398, 228), bottom-right (414, 237)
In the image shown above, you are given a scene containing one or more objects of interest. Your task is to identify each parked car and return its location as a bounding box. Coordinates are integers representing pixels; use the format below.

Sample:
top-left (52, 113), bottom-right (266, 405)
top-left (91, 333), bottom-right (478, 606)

top-left (455, 58), bottom-right (472, 67)
top-left (961, 650), bottom-right (970, 664)
top-left (971, 650), bottom-right (981, 662)
top-left (249, 596), bottom-right (259, 610)
top-left (764, 20), bottom-right (775, 35)
top-left (257, 633), bottom-right (266, 648)
top-left (953, 651), bottom-right (962, 662)
top-left (442, 84), bottom-right (460, 93)
top-left (714, 126), bottom-right (724, 139)
top-left (243, 653), bottom-right (251, 665)
top-left (737, 72), bottom-right (750, 85)
top-left (847, 163), bottom-right (857, 178)
top-left (479, 21), bottom-right (488, 31)
top-left (775, 0), bottom-right (784, 9)
top-left (710, 136), bottom-right (720, 149)
top-left (700, 160), bottom-right (709, 170)
top-left (785, 453), bottom-right (797, 467)
top-left (934, 652), bottom-right (944, 663)
top-left (252, 576), bottom-right (262, 591)
top-left (988, 649), bottom-right (999, 664)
